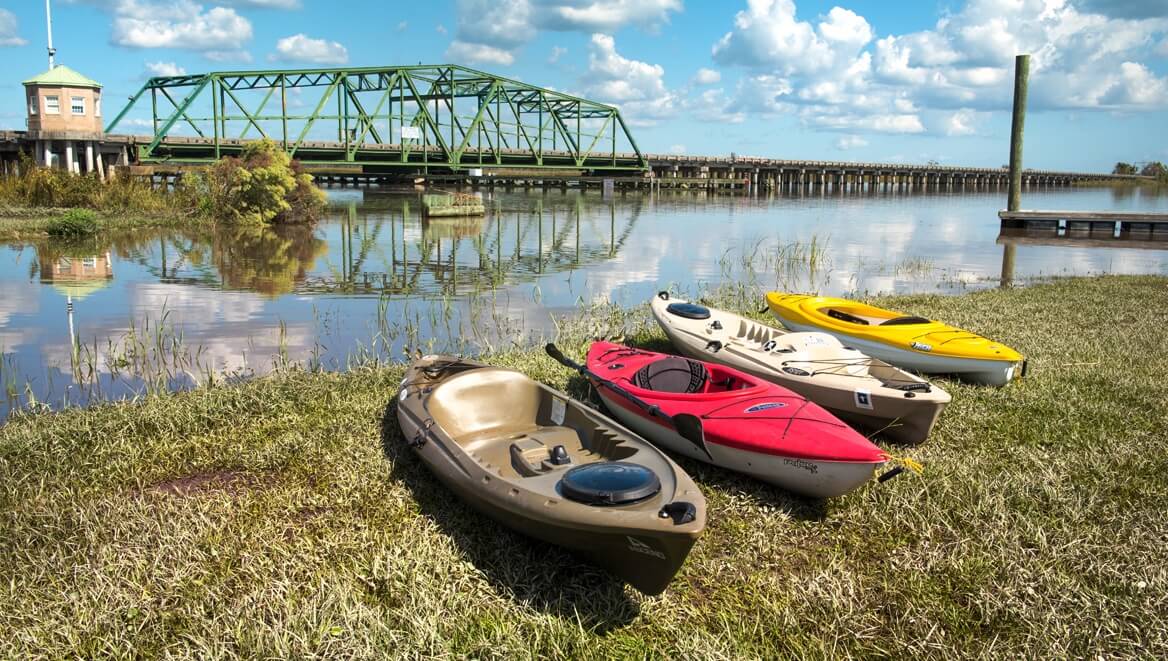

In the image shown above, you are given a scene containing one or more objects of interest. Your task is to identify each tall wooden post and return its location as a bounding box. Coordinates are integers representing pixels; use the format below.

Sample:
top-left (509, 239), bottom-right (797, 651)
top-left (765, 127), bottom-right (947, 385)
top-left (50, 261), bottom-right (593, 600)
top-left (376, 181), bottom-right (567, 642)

top-left (1007, 54), bottom-right (1029, 213)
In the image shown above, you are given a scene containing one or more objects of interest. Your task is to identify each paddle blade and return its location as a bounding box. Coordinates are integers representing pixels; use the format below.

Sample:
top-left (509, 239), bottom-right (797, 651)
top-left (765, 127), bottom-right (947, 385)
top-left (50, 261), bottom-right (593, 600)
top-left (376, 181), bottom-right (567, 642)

top-left (544, 343), bottom-right (584, 372)
top-left (672, 413), bottom-right (711, 460)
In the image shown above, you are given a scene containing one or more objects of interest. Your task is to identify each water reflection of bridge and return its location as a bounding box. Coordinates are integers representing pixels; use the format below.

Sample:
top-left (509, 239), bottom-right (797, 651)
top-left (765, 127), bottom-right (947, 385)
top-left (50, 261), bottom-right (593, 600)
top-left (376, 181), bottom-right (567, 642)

top-left (302, 197), bottom-right (644, 296)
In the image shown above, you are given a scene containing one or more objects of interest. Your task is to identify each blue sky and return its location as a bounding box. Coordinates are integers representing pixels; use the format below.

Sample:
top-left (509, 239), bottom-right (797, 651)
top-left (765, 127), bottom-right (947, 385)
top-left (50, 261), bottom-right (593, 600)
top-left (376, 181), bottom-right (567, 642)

top-left (0, 0), bottom-right (1165, 171)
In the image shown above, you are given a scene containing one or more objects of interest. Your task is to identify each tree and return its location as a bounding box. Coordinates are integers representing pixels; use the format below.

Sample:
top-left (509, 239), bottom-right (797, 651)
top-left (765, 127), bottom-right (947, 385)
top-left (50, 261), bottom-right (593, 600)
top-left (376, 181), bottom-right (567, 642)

top-left (1139, 161), bottom-right (1166, 178)
top-left (1113, 162), bottom-right (1138, 175)
top-left (179, 140), bottom-right (325, 224)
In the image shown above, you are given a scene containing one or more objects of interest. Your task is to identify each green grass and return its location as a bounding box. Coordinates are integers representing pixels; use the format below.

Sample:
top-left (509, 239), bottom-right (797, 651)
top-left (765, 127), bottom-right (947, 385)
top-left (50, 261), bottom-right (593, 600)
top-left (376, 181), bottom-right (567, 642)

top-left (0, 207), bottom-right (200, 241)
top-left (2, 276), bottom-right (1167, 658)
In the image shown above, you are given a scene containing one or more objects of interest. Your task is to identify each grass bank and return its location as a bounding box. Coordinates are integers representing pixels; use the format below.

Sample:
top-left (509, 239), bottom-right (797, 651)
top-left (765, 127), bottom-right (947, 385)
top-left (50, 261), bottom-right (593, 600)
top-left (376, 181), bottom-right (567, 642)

top-left (0, 206), bottom-right (198, 241)
top-left (2, 276), bottom-right (1166, 658)
top-left (0, 141), bottom-right (325, 241)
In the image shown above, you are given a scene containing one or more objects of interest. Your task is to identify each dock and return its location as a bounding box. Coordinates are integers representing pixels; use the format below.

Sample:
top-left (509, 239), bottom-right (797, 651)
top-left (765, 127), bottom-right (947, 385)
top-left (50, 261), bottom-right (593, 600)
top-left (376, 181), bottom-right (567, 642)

top-left (999, 210), bottom-right (1168, 239)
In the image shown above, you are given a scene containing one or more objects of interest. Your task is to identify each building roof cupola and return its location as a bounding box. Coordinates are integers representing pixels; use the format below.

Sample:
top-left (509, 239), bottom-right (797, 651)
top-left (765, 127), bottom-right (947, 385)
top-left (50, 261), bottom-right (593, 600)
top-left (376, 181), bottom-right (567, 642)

top-left (23, 64), bottom-right (104, 138)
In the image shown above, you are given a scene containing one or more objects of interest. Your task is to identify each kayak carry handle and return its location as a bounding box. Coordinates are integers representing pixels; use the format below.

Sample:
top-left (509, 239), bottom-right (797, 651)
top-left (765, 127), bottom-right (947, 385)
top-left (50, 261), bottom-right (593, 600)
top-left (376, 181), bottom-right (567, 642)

top-left (877, 466), bottom-right (905, 483)
top-left (658, 291), bottom-right (670, 300)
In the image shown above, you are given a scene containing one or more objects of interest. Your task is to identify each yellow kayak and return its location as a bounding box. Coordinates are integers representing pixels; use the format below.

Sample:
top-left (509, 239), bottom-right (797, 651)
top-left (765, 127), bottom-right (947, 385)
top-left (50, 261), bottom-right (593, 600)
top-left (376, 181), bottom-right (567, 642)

top-left (765, 293), bottom-right (1025, 386)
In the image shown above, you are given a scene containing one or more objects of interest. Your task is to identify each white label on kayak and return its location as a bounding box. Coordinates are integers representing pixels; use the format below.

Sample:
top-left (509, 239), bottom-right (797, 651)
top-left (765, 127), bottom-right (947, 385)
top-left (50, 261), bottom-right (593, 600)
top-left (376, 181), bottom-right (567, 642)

top-left (804, 334), bottom-right (827, 345)
top-left (550, 397), bottom-right (566, 425)
top-left (745, 402), bottom-right (787, 413)
top-left (854, 389), bottom-right (874, 410)
top-left (911, 341), bottom-right (933, 352)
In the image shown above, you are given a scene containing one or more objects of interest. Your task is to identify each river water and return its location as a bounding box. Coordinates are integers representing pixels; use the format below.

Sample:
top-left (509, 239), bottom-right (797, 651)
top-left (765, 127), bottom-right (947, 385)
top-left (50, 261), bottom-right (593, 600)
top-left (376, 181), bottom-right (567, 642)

top-left (1, 185), bottom-right (1165, 420)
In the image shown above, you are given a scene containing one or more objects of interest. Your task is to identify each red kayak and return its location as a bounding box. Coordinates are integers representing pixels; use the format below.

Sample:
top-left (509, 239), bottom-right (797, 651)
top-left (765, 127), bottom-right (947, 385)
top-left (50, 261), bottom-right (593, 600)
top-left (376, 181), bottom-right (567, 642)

top-left (585, 342), bottom-right (887, 497)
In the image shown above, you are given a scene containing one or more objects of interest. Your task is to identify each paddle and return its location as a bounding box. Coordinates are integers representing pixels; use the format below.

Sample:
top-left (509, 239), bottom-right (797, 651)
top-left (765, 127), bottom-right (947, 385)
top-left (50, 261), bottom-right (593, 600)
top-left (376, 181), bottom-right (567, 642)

top-left (544, 343), bottom-right (710, 457)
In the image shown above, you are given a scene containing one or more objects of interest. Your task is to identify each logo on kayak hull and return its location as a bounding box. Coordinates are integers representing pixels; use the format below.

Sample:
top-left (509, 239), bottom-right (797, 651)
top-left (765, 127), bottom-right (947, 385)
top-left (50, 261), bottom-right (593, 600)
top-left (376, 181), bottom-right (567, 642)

top-left (744, 402), bottom-right (787, 413)
top-left (783, 458), bottom-right (819, 474)
top-left (627, 536), bottom-right (666, 559)
top-left (911, 341), bottom-right (933, 352)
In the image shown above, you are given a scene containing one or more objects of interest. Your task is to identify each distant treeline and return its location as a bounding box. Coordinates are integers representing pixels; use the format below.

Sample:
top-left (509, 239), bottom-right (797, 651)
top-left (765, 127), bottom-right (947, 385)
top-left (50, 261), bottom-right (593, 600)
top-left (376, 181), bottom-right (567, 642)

top-left (1113, 161), bottom-right (1167, 180)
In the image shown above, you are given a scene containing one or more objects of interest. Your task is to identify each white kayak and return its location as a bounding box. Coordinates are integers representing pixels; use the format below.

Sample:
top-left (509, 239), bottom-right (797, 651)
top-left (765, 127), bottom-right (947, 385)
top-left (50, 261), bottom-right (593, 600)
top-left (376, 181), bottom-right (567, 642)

top-left (651, 293), bottom-right (951, 444)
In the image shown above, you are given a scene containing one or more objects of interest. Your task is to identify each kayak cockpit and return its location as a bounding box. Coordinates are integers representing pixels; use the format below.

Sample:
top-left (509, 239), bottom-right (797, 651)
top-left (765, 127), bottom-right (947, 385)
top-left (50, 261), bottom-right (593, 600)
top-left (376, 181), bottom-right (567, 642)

top-left (628, 356), bottom-right (757, 395)
top-left (425, 368), bottom-right (644, 481)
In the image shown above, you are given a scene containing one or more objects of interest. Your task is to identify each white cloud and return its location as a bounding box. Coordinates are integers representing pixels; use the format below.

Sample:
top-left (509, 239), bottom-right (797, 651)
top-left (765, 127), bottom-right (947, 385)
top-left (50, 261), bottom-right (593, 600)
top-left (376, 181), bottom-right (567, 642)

top-left (583, 34), bottom-right (667, 102)
top-left (943, 108), bottom-right (979, 136)
top-left (731, 73), bottom-right (793, 114)
top-left (110, 1), bottom-right (253, 52)
top-left (688, 87), bottom-right (747, 123)
top-left (693, 67), bottom-right (721, 84)
top-left (817, 7), bottom-right (872, 47)
top-left (0, 9), bottom-right (27, 47)
top-left (669, 144), bottom-right (686, 154)
top-left (270, 33), bottom-right (348, 65)
top-left (446, 40), bottom-right (515, 66)
top-left (548, 45), bottom-right (567, 64)
top-left (812, 113), bottom-right (925, 134)
top-left (1099, 61), bottom-right (1168, 106)
top-left (711, 0), bottom-right (844, 74)
top-left (704, 0), bottom-right (1168, 139)
top-left (537, 0), bottom-right (682, 31)
top-left (144, 61), bottom-right (186, 77)
top-left (834, 135), bottom-right (868, 150)
top-left (580, 34), bottom-right (679, 125)
top-left (447, 0), bottom-right (682, 68)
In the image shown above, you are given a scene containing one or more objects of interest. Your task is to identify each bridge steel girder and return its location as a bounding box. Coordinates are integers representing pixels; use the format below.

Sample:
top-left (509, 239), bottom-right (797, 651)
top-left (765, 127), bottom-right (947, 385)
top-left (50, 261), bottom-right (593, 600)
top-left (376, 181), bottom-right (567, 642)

top-left (104, 64), bottom-right (647, 172)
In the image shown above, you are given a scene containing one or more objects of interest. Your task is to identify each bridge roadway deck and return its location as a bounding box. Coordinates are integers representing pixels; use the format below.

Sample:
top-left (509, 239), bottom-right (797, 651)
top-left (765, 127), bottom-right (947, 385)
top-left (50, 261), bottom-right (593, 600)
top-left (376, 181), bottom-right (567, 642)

top-left (0, 131), bottom-right (1146, 189)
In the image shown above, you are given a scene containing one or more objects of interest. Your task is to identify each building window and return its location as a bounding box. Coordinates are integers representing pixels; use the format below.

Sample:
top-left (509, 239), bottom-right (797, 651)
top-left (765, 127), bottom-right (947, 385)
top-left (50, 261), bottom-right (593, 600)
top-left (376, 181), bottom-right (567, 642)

top-left (45, 95), bottom-right (59, 114)
top-left (95, 97), bottom-right (101, 117)
top-left (71, 96), bottom-right (85, 115)
top-left (28, 95), bottom-right (37, 115)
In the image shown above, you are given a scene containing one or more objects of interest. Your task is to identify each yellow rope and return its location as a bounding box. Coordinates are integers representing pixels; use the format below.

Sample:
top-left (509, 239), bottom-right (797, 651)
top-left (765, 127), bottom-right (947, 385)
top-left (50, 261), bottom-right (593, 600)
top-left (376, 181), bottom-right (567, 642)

top-left (882, 453), bottom-right (924, 474)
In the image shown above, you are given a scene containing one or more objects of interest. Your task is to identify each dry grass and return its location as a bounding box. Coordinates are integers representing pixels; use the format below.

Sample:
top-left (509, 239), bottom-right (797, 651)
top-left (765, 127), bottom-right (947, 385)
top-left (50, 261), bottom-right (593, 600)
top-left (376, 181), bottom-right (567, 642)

top-left (1, 275), bottom-right (1166, 658)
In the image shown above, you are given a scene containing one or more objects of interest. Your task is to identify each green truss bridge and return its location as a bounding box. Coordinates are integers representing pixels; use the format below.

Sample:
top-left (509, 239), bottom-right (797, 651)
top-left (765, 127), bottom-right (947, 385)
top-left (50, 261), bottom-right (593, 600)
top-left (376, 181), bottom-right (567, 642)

top-left (104, 64), bottom-right (646, 174)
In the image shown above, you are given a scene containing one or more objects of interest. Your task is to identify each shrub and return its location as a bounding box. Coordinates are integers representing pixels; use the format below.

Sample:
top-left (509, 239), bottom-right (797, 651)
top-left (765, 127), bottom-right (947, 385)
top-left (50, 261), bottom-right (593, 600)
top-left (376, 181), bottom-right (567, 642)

top-left (179, 140), bottom-right (326, 225)
top-left (45, 209), bottom-right (99, 237)
top-left (0, 154), bottom-right (178, 213)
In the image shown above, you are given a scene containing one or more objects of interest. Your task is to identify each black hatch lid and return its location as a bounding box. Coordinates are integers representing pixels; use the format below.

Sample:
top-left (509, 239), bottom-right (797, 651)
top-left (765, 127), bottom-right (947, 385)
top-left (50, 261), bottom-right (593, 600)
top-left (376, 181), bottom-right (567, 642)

top-left (666, 302), bottom-right (711, 320)
top-left (559, 462), bottom-right (661, 506)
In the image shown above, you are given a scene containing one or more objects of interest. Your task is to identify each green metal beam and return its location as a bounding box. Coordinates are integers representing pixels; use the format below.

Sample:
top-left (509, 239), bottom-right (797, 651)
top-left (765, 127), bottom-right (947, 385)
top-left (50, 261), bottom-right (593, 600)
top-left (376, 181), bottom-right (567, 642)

top-left (110, 63), bottom-right (647, 172)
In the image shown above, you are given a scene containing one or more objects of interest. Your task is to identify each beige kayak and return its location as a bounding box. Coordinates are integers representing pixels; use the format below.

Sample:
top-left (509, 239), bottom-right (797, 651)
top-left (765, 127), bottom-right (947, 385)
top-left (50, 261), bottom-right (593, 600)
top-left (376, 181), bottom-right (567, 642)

top-left (396, 355), bottom-right (706, 595)
top-left (650, 293), bottom-right (950, 444)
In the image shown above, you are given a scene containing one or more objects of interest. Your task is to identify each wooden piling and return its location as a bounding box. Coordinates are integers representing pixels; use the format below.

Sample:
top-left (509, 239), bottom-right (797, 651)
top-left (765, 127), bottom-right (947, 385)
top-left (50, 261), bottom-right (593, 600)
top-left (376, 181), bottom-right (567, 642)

top-left (1007, 54), bottom-right (1029, 213)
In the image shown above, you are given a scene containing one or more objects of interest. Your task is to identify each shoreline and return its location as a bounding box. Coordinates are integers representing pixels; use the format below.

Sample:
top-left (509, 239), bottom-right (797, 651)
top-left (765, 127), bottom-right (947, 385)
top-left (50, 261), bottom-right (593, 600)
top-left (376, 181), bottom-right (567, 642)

top-left (0, 206), bottom-right (198, 241)
top-left (2, 275), bottom-right (1166, 656)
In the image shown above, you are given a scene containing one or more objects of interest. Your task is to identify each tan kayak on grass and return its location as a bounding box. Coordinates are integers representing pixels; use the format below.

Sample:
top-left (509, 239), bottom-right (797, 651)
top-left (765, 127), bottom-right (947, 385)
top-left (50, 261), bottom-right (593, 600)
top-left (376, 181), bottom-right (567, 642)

top-left (396, 355), bottom-right (707, 595)
top-left (651, 293), bottom-right (951, 444)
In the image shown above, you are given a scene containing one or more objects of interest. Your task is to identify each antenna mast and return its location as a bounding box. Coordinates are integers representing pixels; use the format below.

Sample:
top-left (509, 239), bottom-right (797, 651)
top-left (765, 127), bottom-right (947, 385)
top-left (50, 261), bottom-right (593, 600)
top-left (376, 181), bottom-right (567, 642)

top-left (45, 0), bottom-right (56, 68)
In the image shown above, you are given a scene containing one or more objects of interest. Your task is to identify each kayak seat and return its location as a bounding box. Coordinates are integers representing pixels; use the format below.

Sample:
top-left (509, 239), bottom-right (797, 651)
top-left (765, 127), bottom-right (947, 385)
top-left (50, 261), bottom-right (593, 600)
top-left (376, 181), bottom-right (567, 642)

top-left (880, 315), bottom-right (931, 326)
top-left (826, 308), bottom-right (869, 325)
top-left (633, 357), bottom-right (708, 393)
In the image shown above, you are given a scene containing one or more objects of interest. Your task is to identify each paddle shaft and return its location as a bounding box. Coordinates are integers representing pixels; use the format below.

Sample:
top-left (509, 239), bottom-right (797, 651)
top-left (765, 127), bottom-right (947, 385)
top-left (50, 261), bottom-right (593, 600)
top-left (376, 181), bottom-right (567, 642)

top-left (544, 344), bottom-right (666, 419)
